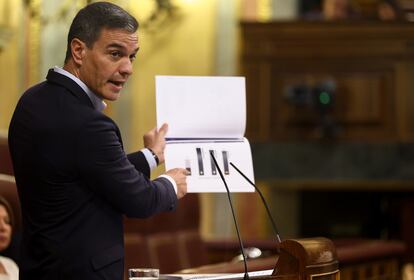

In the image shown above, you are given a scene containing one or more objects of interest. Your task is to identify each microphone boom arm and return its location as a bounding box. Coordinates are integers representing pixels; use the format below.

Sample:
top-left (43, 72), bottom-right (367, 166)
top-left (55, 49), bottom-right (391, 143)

top-left (229, 162), bottom-right (282, 252)
top-left (210, 151), bottom-right (250, 280)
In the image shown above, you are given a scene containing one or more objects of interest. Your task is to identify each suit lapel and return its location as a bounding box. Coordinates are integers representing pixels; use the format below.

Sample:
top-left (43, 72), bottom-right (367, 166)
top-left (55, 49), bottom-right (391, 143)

top-left (46, 69), bottom-right (124, 147)
top-left (46, 69), bottom-right (94, 109)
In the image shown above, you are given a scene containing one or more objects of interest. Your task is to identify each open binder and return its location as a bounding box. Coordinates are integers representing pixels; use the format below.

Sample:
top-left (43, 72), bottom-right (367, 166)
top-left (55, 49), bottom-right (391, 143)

top-left (156, 75), bottom-right (255, 193)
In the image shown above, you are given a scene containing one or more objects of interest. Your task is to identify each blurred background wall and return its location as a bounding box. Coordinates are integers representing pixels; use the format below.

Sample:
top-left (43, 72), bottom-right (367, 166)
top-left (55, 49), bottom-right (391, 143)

top-left (0, 0), bottom-right (303, 240)
top-left (2, 1), bottom-right (414, 258)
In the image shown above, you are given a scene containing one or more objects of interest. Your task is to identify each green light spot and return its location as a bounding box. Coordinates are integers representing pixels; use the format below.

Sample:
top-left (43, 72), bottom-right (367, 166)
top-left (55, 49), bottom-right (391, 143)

top-left (319, 91), bottom-right (330, 105)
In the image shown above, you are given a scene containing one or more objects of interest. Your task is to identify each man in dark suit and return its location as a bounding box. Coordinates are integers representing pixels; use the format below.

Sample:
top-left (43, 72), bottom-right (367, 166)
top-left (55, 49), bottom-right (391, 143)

top-left (8, 2), bottom-right (187, 279)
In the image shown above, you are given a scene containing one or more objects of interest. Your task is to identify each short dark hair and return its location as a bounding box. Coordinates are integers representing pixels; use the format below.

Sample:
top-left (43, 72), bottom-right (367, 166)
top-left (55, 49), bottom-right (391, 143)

top-left (0, 196), bottom-right (14, 229)
top-left (64, 1), bottom-right (139, 63)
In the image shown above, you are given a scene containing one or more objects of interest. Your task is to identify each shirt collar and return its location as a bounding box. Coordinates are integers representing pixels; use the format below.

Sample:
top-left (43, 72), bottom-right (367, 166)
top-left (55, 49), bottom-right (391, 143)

top-left (53, 66), bottom-right (107, 111)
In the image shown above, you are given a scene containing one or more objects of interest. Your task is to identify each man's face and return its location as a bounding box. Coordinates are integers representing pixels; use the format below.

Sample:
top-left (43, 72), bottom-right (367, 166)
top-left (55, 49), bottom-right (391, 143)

top-left (78, 28), bottom-right (139, 101)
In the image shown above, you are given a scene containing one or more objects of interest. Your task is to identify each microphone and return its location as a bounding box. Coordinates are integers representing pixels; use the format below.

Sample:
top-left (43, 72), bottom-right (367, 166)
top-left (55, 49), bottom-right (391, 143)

top-left (229, 162), bottom-right (282, 253)
top-left (210, 151), bottom-right (250, 280)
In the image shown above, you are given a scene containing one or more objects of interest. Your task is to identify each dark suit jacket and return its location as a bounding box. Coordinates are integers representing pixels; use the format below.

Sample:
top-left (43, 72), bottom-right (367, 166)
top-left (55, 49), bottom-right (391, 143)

top-left (8, 69), bottom-right (177, 280)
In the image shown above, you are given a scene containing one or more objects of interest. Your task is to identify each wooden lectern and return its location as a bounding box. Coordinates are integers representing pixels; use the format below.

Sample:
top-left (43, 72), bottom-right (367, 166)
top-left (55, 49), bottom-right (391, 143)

top-left (271, 237), bottom-right (339, 280)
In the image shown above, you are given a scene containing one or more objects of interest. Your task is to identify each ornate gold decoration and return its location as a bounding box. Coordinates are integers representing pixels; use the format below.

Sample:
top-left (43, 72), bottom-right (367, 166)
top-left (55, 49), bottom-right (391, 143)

top-left (23, 0), bottom-right (181, 31)
top-left (24, 0), bottom-right (92, 25)
top-left (141, 0), bottom-right (181, 31)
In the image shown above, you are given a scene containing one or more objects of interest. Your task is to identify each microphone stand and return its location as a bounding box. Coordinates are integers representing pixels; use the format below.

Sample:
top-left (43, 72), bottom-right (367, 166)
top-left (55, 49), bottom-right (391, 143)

top-left (229, 162), bottom-right (282, 253)
top-left (210, 151), bottom-right (250, 280)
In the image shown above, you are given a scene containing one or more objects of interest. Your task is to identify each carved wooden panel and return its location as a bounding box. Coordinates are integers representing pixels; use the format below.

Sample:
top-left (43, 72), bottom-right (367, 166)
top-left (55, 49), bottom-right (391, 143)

top-left (241, 21), bottom-right (414, 142)
top-left (270, 69), bottom-right (395, 141)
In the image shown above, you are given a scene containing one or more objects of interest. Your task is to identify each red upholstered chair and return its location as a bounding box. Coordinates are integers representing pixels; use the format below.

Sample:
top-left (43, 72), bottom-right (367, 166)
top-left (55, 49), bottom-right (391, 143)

top-left (123, 193), bottom-right (283, 280)
top-left (123, 194), bottom-right (209, 277)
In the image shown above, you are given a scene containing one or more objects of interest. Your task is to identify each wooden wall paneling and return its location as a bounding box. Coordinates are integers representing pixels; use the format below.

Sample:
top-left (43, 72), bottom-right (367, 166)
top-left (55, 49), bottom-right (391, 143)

top-left (269, 68), bottom-right (396, 141)
top-left (395, 62), bottom-right (414, 142)
top-left (244, 61), bottom-right (272, 141)
top-left (240, 21), bottom-right (414, 142)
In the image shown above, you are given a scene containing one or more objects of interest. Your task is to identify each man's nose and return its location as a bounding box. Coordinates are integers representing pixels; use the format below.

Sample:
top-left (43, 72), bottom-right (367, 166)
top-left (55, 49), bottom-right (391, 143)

top-left (119, 59), bottom-right (133, 77)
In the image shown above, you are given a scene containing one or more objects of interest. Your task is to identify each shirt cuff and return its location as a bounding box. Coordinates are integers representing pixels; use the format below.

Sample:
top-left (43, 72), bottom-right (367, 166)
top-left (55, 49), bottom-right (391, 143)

top-left (141, 148), bottom-right (157, 171)
top-left (158, 174), bottom-right (178, 195)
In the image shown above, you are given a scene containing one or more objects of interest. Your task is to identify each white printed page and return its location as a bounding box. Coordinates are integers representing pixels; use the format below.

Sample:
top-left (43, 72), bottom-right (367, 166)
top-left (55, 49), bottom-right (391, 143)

top-left (164, 138), bottom-right (255, 192)
top-left (156, 76), bottom-right (246, 139)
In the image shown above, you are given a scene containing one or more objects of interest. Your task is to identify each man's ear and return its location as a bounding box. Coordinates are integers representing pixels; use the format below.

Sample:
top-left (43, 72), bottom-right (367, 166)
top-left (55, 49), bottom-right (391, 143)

top-left (70, 38), bottom-right (86, 66)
